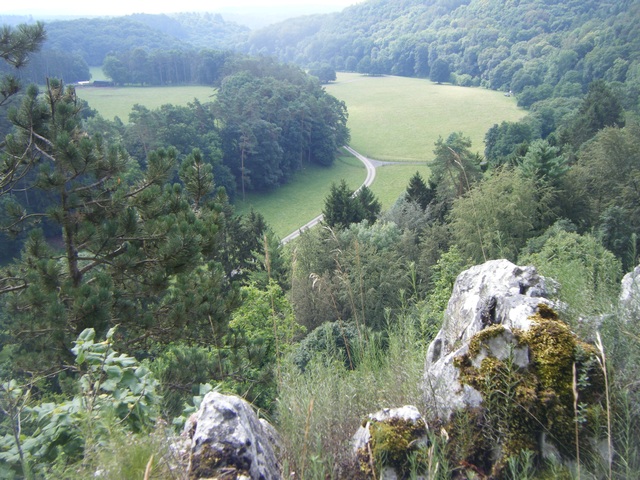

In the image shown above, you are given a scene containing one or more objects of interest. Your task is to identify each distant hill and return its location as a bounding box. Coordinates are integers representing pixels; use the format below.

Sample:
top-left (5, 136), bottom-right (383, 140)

top-left (128, 13), bottom-right (249, 50)
top-left (42, 13), bottom-right (249, 66)
top-left (44, 17), bottom-right (189, 66)
top-left (241, 0), bottom-right (640, 105)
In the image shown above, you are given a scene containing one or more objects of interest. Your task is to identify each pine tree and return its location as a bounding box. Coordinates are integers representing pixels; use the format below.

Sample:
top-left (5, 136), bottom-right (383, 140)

top-left (0, 80), bottom-right (236, 375)
top-left (355, 185), bottom-right (381, 224)
top-left (405, 171), bottom-right (435, 210)
top-left (0, 22), bottom-right (46, 108)
top-left (323, 180), bottom-right (359, 229)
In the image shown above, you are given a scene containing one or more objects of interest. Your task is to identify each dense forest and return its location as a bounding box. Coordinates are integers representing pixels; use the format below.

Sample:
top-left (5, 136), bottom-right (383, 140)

top-left (244, 0), bottom-right (640, 109)
top-left (0, 13), bottom-right (248, 84)
top-left (1, 0), bottom-right (640, 478)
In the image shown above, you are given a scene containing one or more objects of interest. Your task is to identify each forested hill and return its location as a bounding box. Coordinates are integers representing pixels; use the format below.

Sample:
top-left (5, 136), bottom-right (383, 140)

top-left (0, 13), bottom-right (250, 83)
top-left (44, 17), bottom-right (187, 66)
top-left (243, 0), bottom-right (640, 100)
top-left (45, 14), bottom-right (248, 66)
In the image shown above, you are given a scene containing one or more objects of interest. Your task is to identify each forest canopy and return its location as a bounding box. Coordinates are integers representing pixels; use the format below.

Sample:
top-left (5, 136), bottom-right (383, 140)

top-left (2, 2), bottom-right (640, 478)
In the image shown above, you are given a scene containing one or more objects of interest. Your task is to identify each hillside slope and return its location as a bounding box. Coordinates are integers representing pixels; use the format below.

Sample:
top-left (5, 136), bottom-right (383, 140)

top-left (242, 0), bottom-right (640, 100)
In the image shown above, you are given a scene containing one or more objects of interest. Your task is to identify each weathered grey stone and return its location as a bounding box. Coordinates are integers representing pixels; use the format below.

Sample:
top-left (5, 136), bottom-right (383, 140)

top-left (620, 265), bottom-right (640, 321)
top-left (184, 391), bottom-right (280, 480)
top-left (352, 405), bottom-right (428, 480)
top-left (423, 259), bottom-right (553, 420)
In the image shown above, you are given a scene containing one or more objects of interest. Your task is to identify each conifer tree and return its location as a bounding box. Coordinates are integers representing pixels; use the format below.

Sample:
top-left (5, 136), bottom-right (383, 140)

top-left (0, 80), bottom-right (236, 376)
top-left (323, 179), bottom-right (359, 229)
top-left (0, 22), bottom-right (46, 108)
top-left (323, 180), bottom-right (381, 229)
top-left (405, 171), bottom-right (435, 210)
top-left (355, 185), bottom-right (381, 224)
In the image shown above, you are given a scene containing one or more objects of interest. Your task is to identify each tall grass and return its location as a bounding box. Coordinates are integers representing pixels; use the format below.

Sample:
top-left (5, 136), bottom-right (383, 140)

top-left (275, 310), bottom-right (428, 479)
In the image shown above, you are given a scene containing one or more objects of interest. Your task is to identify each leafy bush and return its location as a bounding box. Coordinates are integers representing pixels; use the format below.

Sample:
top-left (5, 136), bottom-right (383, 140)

top-left (291, 321), bottom-right (368, 372)
top-left (277, 311), bottom-right (426, 479)
top-left (0, 327), bottom-right (160, 478)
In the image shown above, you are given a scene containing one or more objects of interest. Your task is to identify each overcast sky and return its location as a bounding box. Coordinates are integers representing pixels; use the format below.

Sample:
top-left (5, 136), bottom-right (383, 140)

top-left (2, 0), bottom-right (364, 17)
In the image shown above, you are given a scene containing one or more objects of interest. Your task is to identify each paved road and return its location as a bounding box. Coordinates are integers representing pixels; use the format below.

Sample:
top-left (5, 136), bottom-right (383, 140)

top-left (280, 146), bottom-right (377, 244)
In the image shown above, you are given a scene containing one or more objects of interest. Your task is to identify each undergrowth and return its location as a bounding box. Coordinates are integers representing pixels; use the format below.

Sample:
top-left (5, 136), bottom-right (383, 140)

top-left (275, 309), bottom-right (427, 479)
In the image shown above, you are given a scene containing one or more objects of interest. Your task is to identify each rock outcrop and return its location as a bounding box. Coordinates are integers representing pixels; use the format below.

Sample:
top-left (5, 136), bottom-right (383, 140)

top-left (620, 265), bottom-right (640, 321)
top-left (423, 259), bottom-right (554, 421)
top-left (183, 392), bottom-right (280, 480)
top-left (352, 406), bottom-right (429, 480)
top-left (422, 259), bottom-right (605, 477)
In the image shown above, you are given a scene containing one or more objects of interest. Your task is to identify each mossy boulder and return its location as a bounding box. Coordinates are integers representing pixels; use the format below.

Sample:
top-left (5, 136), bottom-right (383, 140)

top-left (352, 406), bottom-right (429, 479)
top-left (423, 260), bottom-right (606, 478)
top-left (424, 260), bottom-right (554, 421)
top-left (182, 392), bottom-right (280, 480)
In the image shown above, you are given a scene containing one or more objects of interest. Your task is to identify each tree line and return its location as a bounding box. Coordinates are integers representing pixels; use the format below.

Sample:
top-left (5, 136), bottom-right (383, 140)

top-left (243, 0), bottom-right (640, 114)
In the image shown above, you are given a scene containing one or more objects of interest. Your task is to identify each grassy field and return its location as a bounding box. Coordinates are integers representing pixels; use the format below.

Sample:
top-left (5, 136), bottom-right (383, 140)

top-left (326, 72), bottom-right (526, 162)
top-left (234, 153), bottom-right (365, 238)
top-left (76, 85), bottom-right (216, 122)
top-left (371, 163), bottom-right (431, 208)
top-left (76, 73), bottom-right (525, 236)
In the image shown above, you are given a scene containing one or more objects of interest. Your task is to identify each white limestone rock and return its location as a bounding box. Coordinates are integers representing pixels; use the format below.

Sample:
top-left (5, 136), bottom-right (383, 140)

top-left (184, 391), bottom-right (281, 480)
top-left (352, 405), bottom-right (428, 480)
top-left (423, 259), bottom-right (554, 420)
top-left (620, 265), bottom-right (640, 321)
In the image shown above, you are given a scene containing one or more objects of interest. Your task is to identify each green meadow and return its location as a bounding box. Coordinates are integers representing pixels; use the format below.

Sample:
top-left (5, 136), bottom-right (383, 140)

top-left (76, 85), bottom-right (216, 122)
top-left (234, 154), bottom-right (366, 238)
top-left (76, 72), bottom-right (524, 236)
top-left (326, 72), bottom-right (526, 162)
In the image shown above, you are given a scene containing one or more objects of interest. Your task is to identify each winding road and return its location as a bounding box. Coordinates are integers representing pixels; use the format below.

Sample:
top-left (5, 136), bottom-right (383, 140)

top-left (280, 145), bottom-right (377, 244)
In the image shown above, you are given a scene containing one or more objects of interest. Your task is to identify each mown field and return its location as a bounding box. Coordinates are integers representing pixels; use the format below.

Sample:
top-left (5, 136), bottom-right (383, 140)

top-left (326, 72), bottom-right (526, 162)
top-left (76, 85), bottom-right (216, 122)
top-left (234, 154), bottom-right (366, 238)
top-left (76, 72), bottom-right (524, 237)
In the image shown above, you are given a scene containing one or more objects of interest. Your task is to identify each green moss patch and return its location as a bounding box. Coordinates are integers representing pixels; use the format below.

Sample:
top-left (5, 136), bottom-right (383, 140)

top-left (449, 304), bottom-right (605, 478)
top-left (357, 416), bottom-right (429, 478)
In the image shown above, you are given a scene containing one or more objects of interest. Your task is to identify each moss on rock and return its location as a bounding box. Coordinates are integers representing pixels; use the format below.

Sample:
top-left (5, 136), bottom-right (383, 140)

top-left (449, 304), bottom-right (605, 478)
top-left (468, 324), bottom-right (507, 357)
top-left (356, 415), bottom-right (428, 479)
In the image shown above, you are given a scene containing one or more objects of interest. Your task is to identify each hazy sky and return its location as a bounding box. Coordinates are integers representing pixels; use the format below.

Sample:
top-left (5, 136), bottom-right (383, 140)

top-left (2, 0), bottom-right (365, 17)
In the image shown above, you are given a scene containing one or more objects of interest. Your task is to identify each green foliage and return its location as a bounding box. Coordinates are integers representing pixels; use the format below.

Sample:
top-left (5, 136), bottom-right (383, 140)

top-left (244, 0), bottom-right (639, 117)
top-left (431, 132), bottom-right (481, 201)
top-left (0, 327), bottom-right (160, 478)
top-left (450, 168), bottom-right (545, 264)
top-left (565, 80), bottom-right (626, 148)
top-left (0, 78), bottom-right (250, 379)
top-left (151, 280), bottom-right (299, 416)
top-left (216, 59), bottom-right (349, 192)
top-left (277, 311), bottom-right (426, 479)
top-left (519, 229), bottom-right (622, 327)
top-left (0, 22), bottom-right (46, 107)
top-left (322, 180), bottom-right (381, 229)
top-left (323, 179), bottom-right (363, 230)
top-left (422, 246), bottom-right (469, 340)
top-left (518, 139), bottom-right (568, 187)
top-left (564, 123), bottom-right (640, 267)
top-left (179, 148), bottom-right (215, 209)
top-left (405, 171), bottom-right (435, 210)
top-left (43, 17), bottom-right (186, 66)
top-left (290, 223), bottom-right (412, 333)
top-left (484, 120), bottom-right (535, 168)
top-left (430, 58), bottom-right (451, 84)
top-left (292, 321), bottom-right (367, 372)
top-left (308, 63), bottom-right (336, 84)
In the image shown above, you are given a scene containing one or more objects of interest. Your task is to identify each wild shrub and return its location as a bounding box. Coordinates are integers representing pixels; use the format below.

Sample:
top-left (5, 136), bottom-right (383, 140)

top-left (276, 310), bottom-right (427, 479)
